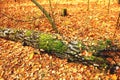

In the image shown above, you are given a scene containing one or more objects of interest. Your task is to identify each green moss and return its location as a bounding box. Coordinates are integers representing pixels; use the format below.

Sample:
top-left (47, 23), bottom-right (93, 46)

top-left (52, 40), bottom-right (67, 53)
top-left (84, 55), bottom-right (107, 63)
top-left (84, 56), bottom-right (108, 68)
top-left (86, 39), bottom-right (112, 54)
top-left (84, 56), bottom-right (96, 61)
top-left (25, 30), bottom-right (32, 36)
top-left (38, 33), bottom-right (67, 53)
top-left (105, 39), bottom-right (112, 45)
top-left (78, 41), bottom-right (86, 51)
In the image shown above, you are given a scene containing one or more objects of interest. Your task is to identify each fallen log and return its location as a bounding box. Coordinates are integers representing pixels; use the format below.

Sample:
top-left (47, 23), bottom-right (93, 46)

top-left (0, 27), bottom-right (120, 73)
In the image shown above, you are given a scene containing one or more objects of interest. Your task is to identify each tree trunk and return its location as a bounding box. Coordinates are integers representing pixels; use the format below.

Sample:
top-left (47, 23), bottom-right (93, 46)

top-left (61, 8), bottom-right (67, 16)
top-left (0, 27), bottom-right (120, 72)
top-left (31, 0), bottom-right (58, 33)
top-left (117, 13), bottom-right (120, 27)
top-left (118, 0), bottom-right (120, 4)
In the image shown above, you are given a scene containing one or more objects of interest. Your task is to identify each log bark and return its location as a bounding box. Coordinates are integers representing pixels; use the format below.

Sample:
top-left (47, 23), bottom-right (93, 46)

top-left (0, 27), bottom-right (120, 72)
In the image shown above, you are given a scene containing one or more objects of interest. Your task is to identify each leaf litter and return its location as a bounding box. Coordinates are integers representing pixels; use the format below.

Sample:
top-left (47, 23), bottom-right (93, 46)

top-left (0, 1), bottom-right (120, 80)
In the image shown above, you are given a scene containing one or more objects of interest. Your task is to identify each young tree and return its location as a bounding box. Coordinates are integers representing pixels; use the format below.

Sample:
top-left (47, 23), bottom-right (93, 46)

top-left (87, 0), bottom-right (90, 11)
top-left (31, 0), bottom-right (58, 33)
top-left (108, 0), bottom-right (110, 13)
top-left (113, 13), bottom-right (120, 37)
top-left (117, 13), bottom-right (120, 28)
top-left (118, 0), bottom-right (120, 4)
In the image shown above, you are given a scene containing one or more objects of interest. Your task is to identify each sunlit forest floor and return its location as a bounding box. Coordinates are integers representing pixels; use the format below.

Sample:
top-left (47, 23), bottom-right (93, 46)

top-left (0, 1), bottom-right (120, 80)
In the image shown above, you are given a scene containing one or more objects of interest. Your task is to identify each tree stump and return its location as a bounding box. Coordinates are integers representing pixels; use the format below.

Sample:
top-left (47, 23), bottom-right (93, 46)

top-left (61, 8), bottom-right (68, 16)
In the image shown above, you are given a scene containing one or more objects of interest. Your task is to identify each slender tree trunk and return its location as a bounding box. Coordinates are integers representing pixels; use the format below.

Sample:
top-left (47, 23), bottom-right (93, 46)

top-left (117, 13), bottom-right (120, 27)
top-left (108, 0), bottom-right (111, 14)
top-left (31, 0), bottom-right (58, 33)
top-left (118, 0), bottom-right (120, 4)
top-left (87, 0), bottom-right (90, 11)
top-left (113, 13), bottom-right (120, 38)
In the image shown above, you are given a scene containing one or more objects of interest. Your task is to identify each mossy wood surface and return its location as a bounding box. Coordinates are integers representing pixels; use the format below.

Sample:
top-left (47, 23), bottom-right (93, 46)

top-left (0, 27), bottom-right (120, 71)
top-left (0, 27), bottom-right (67, 54)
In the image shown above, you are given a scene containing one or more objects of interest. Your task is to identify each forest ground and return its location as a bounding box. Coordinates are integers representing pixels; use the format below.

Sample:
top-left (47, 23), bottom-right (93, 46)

top-left (0, 1), bottom-right (120, 80)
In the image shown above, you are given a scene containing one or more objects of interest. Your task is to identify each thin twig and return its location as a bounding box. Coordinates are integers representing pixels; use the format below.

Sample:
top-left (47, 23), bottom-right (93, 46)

top-left (1, 12), bottom-right (44, 22)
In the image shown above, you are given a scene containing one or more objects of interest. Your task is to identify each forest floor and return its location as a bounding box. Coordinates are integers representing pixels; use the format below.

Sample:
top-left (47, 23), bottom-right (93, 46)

top-left (0, 1), bottom-right (120, 80)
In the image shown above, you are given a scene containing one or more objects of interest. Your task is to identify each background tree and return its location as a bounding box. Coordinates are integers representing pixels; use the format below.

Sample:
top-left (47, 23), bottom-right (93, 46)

top-left (118, 0), bottom-right (120, 4)
top-left (117, 13), bottom-right (120, 28)
top-left (108, 0), bottom-right (111, 13)
top-left (87, 0), bottom-right (90, 11)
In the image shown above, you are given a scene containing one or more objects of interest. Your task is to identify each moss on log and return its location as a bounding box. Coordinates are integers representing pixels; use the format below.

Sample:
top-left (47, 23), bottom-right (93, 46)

top-left (0, 27), bottom-right (120, 72)
top-left (0, 27), bottom-right (67, 54)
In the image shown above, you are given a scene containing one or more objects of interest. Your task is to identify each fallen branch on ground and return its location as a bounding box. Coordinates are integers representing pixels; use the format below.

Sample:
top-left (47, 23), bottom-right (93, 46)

top-left (0, 27), bottom-right (120, 73)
